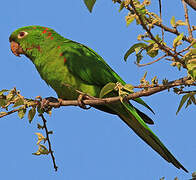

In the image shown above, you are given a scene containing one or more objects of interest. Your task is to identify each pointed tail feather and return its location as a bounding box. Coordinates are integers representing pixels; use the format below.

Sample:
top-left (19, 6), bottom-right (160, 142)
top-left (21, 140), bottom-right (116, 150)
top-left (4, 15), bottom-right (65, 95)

top-left (116, 102), bottom-right (188, 172)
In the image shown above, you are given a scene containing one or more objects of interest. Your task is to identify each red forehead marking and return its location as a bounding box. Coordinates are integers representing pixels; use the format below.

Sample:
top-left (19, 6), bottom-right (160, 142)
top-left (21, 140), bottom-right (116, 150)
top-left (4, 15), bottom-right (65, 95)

top-left (51, 36), bottom-right (54, 40)
top-left (33, 27), bottom-right (36, 29)
top-left (42, 30), bottom-right (47, 34)
top-left (57, 46), bottom-right (61, 49)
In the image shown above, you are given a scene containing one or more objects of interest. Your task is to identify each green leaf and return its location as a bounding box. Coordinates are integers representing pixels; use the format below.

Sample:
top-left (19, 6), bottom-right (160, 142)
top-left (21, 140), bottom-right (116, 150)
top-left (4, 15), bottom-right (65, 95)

top-left (192, 40), bottom-right (196, 48)
top-left (39, 144), bottom-right (49, 155)
top-left (146, 46), bottom-right (158, 57)
top-left (176, 94), bottom-right (190, 114)
top-left (143, 39), bottom-right (155, 44)
top-left (0, 89), bottom-right (8, 96)
top-left (13, 98), bottom-right (24, 107)
top-left (123, 84), bottom-right (134, 93)
top-left (6, 91), bottom-right (15, 101)
top-left (143, 71), bottom-right (147, 79)
top-left (28, 107), bottom-right (36, 123)
top-left (176, 20), bottom-right (187, 26)
top-left (124, 43), bottom-right (147, 61)
top-left (173, 33), bottom-right (184, 48)
top-left (170, 16), bottom-right (175, 27)
top-left (83, 0), bottom-right (96, 13)
top-left (151, 76), bottom-right (158, 84)
top-left (99, 82), bottom-right (116, 98)
top-left (192, 171), bottom-right (196, 178)
top-left (0, 99), bottom-right (7, 107)
top-left (190, 48), bottom-right (196, 55)
top-left (136, 53), bottom-right (143, 64)
top-left (126, 15), bottom-right (135, 26)
top-left (37, 105), bottom-right (44, 114)
top-left (119, 1), bottom-right (124, 12)
top-left (187, 59), bottom-right (196, 80)
top-left (35, 132), bottom-right (46, 144)
top-left (18, 108), bottom-right (26, 119)
top-left (33, 144), bottom-right (49, 156)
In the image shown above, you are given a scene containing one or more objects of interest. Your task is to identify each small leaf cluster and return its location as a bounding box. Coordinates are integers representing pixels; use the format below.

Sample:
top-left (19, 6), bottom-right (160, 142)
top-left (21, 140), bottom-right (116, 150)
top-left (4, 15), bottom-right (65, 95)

top-left (124, 36), bottom-right (161, 63)
top-left (99, 82), bottom-right (134, 102)
top-left (0, 88), bottom-right (51, 123)
top-left (32, 132), bottom-right (50, 156)
top-left (0, 88), bottom-right (37, 122)
top-left (176, 91), bottom-right (196, 115)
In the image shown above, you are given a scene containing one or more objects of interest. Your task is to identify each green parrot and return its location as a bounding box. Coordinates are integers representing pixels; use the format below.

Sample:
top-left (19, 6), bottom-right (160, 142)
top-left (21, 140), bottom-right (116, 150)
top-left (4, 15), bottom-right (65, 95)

top-left (9, 25), bottom-right (188, 172)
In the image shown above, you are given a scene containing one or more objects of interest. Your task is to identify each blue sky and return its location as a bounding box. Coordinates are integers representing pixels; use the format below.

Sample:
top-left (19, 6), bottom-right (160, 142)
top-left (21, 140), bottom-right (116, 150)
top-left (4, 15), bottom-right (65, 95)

top-left (1, 0), bottom-right (195, 179)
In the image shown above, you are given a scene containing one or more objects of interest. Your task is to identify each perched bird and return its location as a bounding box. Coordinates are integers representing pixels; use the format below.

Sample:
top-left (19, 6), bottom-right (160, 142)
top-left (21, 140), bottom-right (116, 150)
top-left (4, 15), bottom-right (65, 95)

top-left (9, 26), bottom-right (188, 172)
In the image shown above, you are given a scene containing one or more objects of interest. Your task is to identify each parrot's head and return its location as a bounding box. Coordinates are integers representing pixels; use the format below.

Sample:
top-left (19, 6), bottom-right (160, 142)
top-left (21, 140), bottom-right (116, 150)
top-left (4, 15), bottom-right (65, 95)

top-left (9, 25), bottom-right (59, 58)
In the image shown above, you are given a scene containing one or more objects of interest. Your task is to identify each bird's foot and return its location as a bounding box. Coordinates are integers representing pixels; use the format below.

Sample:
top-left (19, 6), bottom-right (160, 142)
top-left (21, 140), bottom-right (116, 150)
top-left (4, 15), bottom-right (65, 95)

top-left (36, 96), bottom-right (61, 112)
top-left (77, 94), bottom-right (91, 110)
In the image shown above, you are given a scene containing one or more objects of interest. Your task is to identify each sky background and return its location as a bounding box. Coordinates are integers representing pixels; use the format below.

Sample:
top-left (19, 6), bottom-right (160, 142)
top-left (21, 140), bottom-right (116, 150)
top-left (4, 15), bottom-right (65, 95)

top-left (1, 0), bottom-right (196, 179)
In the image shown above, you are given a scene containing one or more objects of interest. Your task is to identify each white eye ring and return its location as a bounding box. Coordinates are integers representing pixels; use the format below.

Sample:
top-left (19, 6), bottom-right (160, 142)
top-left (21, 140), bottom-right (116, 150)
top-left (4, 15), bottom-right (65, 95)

top-left (18, 31), bottom-right (28, 39)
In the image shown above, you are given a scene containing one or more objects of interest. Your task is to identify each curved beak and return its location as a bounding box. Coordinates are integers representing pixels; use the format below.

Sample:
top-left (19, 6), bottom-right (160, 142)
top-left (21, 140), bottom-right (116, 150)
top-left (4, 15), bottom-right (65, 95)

top-left (10, 41), bottom-right (24, 57)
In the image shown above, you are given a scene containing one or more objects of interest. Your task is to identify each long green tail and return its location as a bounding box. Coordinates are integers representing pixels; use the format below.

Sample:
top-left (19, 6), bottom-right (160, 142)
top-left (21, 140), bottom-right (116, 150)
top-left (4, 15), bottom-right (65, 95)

top-left (111, 102), bottom-right (188, 172)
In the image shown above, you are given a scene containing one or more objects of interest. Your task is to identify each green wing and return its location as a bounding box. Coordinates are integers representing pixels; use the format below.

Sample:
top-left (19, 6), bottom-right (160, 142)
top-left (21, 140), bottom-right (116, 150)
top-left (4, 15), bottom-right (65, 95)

top-left (62, 40), bottom-right (154, 112)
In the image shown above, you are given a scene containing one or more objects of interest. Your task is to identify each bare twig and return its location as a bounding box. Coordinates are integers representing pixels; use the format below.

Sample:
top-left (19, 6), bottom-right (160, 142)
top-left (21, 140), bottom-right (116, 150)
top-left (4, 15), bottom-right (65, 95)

top-left (155, 22), bottom-right (192, 43)
top-left (182, 0), bottom-right (193, 40)
top-left (0, 108), bottom-right (21, 118)
top-left (179, 43), bottom-right (193, 54)
top-left (136, 54), bottom-right (166, 67)
top-left (158, 0), bottom-right (164, 41)
top-left (39, 114), bottom-right (58, 171)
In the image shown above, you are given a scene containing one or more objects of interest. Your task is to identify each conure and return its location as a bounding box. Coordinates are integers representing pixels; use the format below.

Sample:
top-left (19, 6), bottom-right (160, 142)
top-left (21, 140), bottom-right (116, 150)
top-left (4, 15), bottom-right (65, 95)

top-left (9, 26), bottom-right (188, 172)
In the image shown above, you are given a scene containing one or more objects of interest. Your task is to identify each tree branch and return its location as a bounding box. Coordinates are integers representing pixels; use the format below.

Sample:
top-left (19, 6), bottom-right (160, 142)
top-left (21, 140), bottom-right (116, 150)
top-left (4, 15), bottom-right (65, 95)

top-left (0, 77), bottom-right (195, 118)
top-left (47, 77), bottom-right (195, 108)
top-left (155, 22), bottom-right (192, 43)
top-left (182, 0), bottom-right (193, 40)
top-left (136, 54), bottom-right (166, 67)
top-left (39, 114), bottom-right (58, 171)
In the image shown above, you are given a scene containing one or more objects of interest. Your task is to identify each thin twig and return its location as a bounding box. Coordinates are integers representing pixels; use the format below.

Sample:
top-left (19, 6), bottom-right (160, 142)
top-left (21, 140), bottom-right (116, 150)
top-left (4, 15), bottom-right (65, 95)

top-left (182, 0), bottom-right (193, 40)
top-left (158, 0), bottom-right (164, 41)
top-left (0, 108), bottom-right (20, 118)
top-left (155, 22), bottom-right (192, 43)
top-left (128, 0), bottom-right (186, 68)
top-left (39, 114), bottom-right (58, 171)
top-left (178, 43), bottom-right (193, 54)
top-left (136, 54), bottom-right (166, 67)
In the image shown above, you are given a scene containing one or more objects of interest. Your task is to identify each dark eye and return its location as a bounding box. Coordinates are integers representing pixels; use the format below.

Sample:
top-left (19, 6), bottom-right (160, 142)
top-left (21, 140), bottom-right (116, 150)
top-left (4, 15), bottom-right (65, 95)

top-left (18, 31), bottom-right (28, 39)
